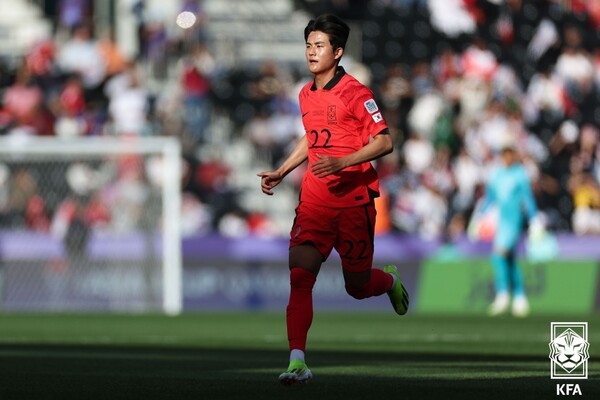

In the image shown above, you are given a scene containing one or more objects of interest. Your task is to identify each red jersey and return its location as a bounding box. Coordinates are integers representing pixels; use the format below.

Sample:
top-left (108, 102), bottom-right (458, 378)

top-left (298, 67), bottom-right (388, 208)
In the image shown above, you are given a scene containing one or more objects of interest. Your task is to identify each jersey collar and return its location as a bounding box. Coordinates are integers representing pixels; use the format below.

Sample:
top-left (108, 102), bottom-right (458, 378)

top-left (310, 66), bottom-right (346, 91)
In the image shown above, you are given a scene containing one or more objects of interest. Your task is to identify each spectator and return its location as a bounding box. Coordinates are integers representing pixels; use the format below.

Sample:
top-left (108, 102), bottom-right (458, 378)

top-left (6, 169), bottom-right (41, 227)
top-left (178, 42), bottom-right (215, 144)
top-left (402, 131), bottom-right (435, 174)
top-left (98, 31), bottom-right (128, 79)
top-left (431, 46), bottom-right (463, 102)
top-left (524, 66), bottom-right (570, 128)
top-left (105, 62), bottom-right (149, 136)
top-left (569, 171), bottom-right (600, 235)
top-left (379, 63), bottom-right (412, 134)
top-left (243, 106), bottom-right (277, 166)
top-left (2, 65), bottom-right (45, 136)
top-left (554, 25), bottom-right (594, 100)
top-left (56, 23), bottom-right (107, 100)
top-left (54, 74), bottom-right (87, 138)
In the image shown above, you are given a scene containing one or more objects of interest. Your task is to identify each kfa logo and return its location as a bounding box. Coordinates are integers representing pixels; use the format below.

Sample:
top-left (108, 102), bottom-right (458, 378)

top-left (556, 384), bottom-right (582, 396)
top-left (549, 322), bottom-right (589, 379)
top-left (549, 322), bottom-right (589, 396)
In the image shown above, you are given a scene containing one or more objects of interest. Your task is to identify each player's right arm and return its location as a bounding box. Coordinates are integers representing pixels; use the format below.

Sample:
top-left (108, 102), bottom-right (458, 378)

top-left (474, 174), bottom-right (497, 218)
top-left (257, 135), bottom-right (308, 195)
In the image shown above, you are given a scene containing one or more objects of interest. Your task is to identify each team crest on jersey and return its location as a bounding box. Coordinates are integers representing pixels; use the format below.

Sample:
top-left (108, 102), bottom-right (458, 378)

top-left (327, 105), bottom-right (337, 124)
top-left (372, 112), bottom-right (383, 123)
top-left (364, 99), bottom-right (379, 114)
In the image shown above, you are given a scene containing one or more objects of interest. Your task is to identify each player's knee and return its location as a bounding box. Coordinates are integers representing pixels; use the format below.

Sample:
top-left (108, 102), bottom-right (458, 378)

top-left (290, 267), bottom-right (317, 290)
top-left (345, 283), bottom-right (370, 299)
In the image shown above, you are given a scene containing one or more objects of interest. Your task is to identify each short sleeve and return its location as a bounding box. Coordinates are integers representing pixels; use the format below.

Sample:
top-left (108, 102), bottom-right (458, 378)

top-left (350, 86), bottom-right (388, 137)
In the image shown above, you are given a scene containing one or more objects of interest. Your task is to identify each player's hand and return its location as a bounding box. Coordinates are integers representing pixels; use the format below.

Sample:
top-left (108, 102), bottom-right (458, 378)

top-left (311, 154), bottom-right (345, 178)
top-left (257, 170), bottom-right (283, 195)
top-left (528, 215), bottom-right (546, 242)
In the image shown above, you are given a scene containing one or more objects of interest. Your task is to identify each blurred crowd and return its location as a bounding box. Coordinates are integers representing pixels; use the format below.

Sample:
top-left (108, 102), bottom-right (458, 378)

top-left (0, 0), bottom-right (220, 239)
top-left (1, 0), bottom-right (600, 240)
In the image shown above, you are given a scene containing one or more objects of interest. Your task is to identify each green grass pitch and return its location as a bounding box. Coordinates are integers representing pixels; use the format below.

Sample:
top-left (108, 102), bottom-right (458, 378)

top-left (0, 312), bottom-right (598, 399)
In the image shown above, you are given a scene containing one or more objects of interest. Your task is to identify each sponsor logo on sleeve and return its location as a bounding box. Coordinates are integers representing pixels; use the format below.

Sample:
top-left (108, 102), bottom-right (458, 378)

top-left (364, 99), bottom-right (379, 114)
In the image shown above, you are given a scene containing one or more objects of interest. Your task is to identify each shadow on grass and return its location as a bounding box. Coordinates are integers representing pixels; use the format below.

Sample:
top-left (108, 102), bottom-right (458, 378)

top-left (0, 345), bottom-right (597, 400)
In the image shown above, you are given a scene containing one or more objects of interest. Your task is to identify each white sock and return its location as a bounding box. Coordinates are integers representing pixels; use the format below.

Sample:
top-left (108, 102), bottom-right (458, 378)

top-left (290, 349), bottom-right (305, 363)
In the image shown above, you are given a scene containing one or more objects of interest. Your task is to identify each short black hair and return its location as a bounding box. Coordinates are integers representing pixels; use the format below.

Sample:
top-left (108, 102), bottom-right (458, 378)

top-left (304, 14), bottom-right (350, 52)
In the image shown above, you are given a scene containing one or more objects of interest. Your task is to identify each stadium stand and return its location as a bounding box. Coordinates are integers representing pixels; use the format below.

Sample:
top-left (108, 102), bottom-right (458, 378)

top-left (1, 0), bottom-right (600, 240)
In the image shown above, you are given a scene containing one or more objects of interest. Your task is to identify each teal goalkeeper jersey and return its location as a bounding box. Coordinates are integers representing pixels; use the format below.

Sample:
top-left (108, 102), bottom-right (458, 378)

top-left (480, 163), bottom-right (538, 249)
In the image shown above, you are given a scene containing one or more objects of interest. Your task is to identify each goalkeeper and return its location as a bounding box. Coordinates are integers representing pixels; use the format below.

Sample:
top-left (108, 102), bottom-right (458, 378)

top-left (476, 141), bottom-right (541, 317)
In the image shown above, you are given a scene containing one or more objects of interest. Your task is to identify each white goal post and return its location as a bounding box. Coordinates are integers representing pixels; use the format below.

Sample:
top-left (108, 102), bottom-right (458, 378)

top-left (0, 136), bottom-right (182, 315)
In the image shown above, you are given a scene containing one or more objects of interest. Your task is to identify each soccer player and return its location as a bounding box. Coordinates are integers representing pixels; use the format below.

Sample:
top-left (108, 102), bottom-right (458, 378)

top-left (476, 142), bottom-right (540, 318)
top-left (257, 14), bottom-right (409, 385)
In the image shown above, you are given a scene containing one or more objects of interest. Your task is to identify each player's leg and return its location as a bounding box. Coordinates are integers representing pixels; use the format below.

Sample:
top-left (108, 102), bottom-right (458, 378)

top-left (279, 244), bottom-right (321, 385)
top-left (286, 245), bottom-right (321, 356)
top-left (280, 203), bottom-right (335, 385)
top-left (489, 225), bottom-right (522, 315)
top-left (336, 203), bottom-right (408, 314)
top-left (489, 248), bottom-right (510, 315)
top-left (489, 222), bottom-right (516, 313)
top-left (507, 248), bottom-right (530, 317)
top-left (342, 268), bottom-right (391, 299)
top-left (341, 267), bottom-right (408, 314)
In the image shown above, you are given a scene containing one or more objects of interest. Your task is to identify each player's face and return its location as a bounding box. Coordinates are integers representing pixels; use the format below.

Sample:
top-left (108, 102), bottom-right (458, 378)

top-left (501, 149), bottom-right (517, 166)
top-left (305, 31), bottom-right (342, 76)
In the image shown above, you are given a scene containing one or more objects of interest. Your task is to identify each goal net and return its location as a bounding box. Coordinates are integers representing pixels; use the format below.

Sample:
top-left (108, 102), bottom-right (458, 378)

top-left (0, 136), bottom-right (182, 315)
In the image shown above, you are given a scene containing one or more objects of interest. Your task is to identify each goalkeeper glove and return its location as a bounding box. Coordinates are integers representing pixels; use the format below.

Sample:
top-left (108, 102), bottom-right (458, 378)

top-left (527, 215), bottom-right (545, 242)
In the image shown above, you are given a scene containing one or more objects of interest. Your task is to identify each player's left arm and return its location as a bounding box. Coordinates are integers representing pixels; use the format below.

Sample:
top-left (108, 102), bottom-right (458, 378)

top-left (311, 129), bottom-right (393, 178)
